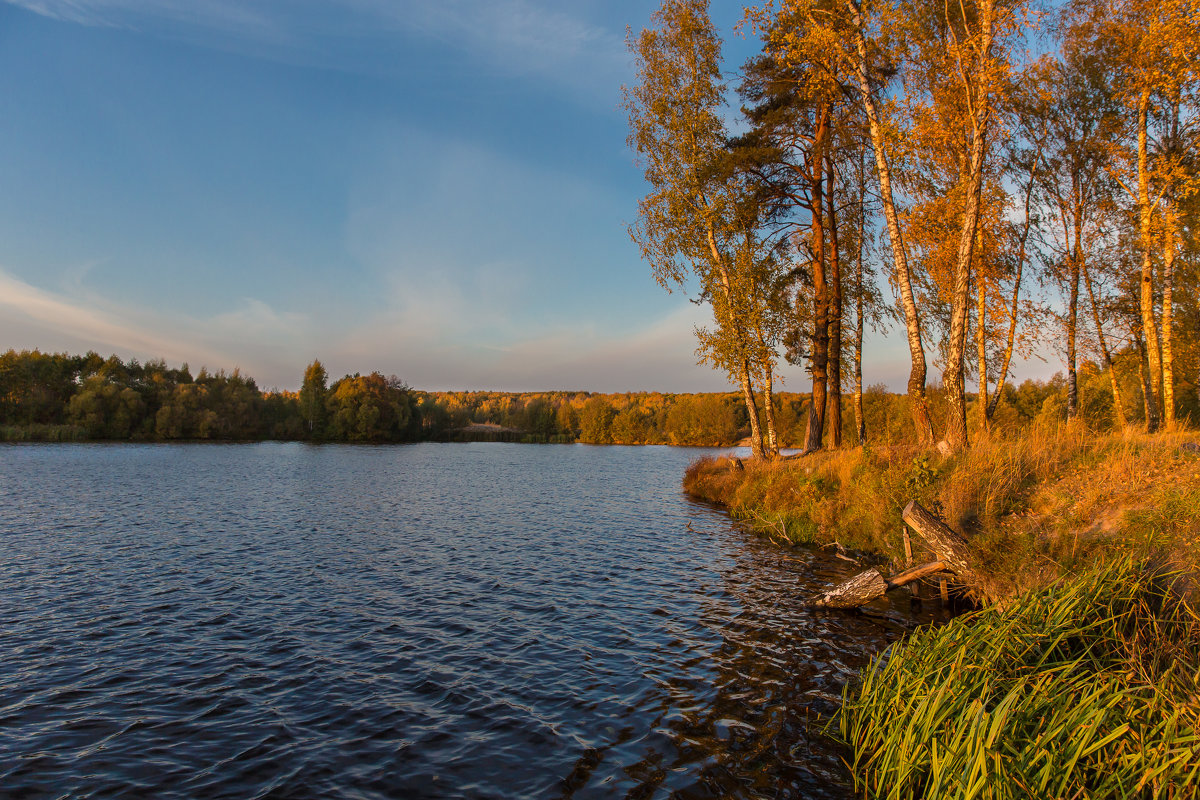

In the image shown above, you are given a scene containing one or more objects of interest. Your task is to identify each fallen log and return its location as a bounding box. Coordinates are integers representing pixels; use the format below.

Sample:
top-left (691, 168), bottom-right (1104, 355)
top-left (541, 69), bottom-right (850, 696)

top-left (808, 502), bottom-right (982, 610)
top-left (901, 501), bottom-right (983, 593)
top-left (809, 560), bottom-right (946, 609)
top-left (886, 560), bottom-right (949, 590)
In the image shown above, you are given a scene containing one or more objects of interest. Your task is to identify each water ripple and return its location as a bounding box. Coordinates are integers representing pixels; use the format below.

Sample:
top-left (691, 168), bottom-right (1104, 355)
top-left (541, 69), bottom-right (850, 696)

top-left (0, 443), bottom-right (944, 798)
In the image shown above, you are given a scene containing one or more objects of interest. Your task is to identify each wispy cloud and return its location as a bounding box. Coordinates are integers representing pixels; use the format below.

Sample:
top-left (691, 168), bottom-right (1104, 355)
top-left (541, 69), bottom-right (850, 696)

top-left (330, 299), bottom-right (728, 392)
top-left (0, 268), bottom-right (216, 363)
top-left (0, 267), bottom-right (311, 384)
top-left (339, 121), bottom-right (640, 333)
top-left (4, 0), bottom-right (630, 92)
top-left (5, 0), bottom-right (284, 37)
top-left (389, 0), bottom-right (626, 81)
top-left (0, 264), bottom-right (735, 392)
top-left (0, 259), bottom-right (1056, 395)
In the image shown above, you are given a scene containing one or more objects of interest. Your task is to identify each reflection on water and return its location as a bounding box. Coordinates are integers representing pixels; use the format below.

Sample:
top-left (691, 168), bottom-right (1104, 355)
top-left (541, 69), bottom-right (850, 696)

top-left (0, 443), bottom-right (942, 798)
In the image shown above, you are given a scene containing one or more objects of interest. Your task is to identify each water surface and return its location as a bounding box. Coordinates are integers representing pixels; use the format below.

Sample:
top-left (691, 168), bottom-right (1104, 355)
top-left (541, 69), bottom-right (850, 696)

top-left (1, 443), bottom-right (932, 798)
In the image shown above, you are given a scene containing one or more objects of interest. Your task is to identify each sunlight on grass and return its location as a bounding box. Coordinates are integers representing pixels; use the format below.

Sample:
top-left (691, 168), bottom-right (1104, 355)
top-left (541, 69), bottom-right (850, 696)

top-left (838, 560), bottom-right (1200, 799)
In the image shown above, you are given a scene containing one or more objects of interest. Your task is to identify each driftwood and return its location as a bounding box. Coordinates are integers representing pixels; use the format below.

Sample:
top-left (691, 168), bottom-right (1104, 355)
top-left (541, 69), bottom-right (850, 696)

top-left (901, 500), bottom-right (982, 592)
top-left (808, 500), bottom-right (984, 610)
top-left (809, 560), bottom-right (945, 609)
top-left (887, 560), bottom-right (949, 589)
top-left (902, 531), bottom-right (919, 597)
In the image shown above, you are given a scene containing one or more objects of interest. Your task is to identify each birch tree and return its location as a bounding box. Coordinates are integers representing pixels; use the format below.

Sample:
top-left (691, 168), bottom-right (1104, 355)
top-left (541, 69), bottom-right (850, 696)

top-left (1073, 0), bottom-right (1200, 430)
top-left (1030, 39), bottom-right (1120, 422)
top-left (625, 0), bottom-right (781, 457)
top-left (899, 0), bottom-right (1027, 451)
top-left (842, 0), bottom-right (938, 446)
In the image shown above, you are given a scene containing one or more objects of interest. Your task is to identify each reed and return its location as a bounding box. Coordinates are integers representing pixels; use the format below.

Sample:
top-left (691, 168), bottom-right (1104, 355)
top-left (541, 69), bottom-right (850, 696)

top-left (837, 560), bottom-right (1200, 799)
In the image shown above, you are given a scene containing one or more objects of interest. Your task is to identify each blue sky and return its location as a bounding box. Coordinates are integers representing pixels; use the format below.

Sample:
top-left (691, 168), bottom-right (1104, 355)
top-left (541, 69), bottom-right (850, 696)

top-left (0, 0), bottom-right (974, 392)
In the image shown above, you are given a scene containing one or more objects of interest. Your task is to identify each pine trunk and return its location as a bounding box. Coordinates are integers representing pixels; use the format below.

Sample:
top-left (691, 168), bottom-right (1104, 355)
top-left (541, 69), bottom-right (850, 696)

top-left (854, 195), bottom-right (866, 446)
top-left (826, 152), bottom-right (843, 449)
top-left (804, 105), bottom-right (831, 453)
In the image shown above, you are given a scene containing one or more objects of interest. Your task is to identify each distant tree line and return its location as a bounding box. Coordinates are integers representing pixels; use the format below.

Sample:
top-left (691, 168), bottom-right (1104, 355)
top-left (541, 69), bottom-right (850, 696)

top-left (0, 349), bottom-right (1155, 446)
top-left (0, 351), bottom-right (420, 443)
top-left (626, 0), bottom-right (1198, 458)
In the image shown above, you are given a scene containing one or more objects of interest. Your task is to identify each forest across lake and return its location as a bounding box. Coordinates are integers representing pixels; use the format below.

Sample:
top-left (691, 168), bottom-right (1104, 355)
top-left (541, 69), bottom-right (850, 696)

top-left (1, 348), bottom-right (1173, 447)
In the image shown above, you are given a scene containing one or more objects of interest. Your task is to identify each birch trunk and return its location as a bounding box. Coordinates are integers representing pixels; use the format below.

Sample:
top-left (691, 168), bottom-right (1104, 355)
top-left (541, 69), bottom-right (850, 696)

top-left (1136, 328), bottom-right (1154, 429)
top-left (987, 143), bottom-right (1038, 421)
top-left (705, 222), bottom-right (765, 458)
top-left (1136, 90), bottom-right (1162, 430)
top-left (740, 360), bottom-right (766, 459)
top-left (944, 128), bottom-right (988, 451)
top-left (1066, 247), bottom-right (1080, 421)
top-left (762, 361), bottom-right (779, 456)
top-left (846, 0), bottom-right (934, 446)
top-left (1162, 210), bottom-right (1176, 431)
top-left (943, 0), bottom-right (995, 452)
top-left (1083, 265), bottom-right (1128, 429)
top-left (976, 281), bottom-right (989, 433)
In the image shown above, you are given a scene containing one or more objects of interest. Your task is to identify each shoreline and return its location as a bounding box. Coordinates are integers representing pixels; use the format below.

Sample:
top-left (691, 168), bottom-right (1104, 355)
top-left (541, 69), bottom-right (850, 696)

top-left (0, 430), bottom-right (750, 448)
top-left (683, 426), bottom-right (1200, 797)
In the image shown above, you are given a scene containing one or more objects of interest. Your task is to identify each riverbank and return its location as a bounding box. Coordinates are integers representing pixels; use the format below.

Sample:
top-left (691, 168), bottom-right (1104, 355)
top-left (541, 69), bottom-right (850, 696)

top-left (685, 424), bottom-right (1200, 600)
top-left (684, 425), bottom-right (1200, 798)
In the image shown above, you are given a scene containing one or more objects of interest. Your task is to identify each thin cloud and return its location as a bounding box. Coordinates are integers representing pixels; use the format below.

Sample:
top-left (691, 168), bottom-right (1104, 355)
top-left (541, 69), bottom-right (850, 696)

top-left (1, 263), bottom-right (923, 394)
top-left (389, 0), bottom-right (627, 80)
top-left (210, 298), bottom-right (305, 339)
top-left (5, 0), bottom-right (118, 26)
top-left (0, 265), bottom-right (736, 392)
top-left (0, 268), bottom-right (217, 363)
top-left (5, 0), bottom-right (282, 36)
top-left (4, 0), bottom-right (630, 91)
top-left (330, 300), bottom-right (734, 393)
top-left (0, 267), bottom-right (306, 383)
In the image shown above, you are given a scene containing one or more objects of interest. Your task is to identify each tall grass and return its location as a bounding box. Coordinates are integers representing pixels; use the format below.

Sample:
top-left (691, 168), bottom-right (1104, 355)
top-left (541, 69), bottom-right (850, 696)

top-left (838, 560), bottom-right (1200, 799)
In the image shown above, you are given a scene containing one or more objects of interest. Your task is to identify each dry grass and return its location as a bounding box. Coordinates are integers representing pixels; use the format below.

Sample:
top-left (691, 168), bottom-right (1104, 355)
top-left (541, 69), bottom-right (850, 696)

top-left (684, 426), bottom-right (1200, 600)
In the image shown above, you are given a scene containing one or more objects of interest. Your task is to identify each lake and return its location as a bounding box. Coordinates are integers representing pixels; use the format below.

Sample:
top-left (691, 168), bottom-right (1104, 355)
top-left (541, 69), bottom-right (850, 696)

top-left (0, 443), bottom-right (933, 798)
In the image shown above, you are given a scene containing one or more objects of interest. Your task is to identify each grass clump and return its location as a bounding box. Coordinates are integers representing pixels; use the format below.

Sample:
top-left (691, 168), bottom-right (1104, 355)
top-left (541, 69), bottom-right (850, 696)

top-left (838, 560), bottom-right (1200, 799)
